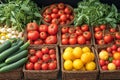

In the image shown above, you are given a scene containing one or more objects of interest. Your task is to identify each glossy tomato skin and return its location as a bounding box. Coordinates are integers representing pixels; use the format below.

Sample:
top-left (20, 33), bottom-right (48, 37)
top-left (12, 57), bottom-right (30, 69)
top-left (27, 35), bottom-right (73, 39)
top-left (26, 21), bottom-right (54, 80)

top-left (110, 28), bottom-right (116, 33)
top-left (77, 35), bottom-right (86, 44)
top-left (29, 56), bottom-right (38, 63)
top-left (102, 65), bottom-right (108, 70)
top-left (94, 27), bottom-right (101, 32)
top-left (27, 22), bottom-right (39, 32)
top-left (52, 8), bottom-right (59, 14)
top-left (62, 38), bottom-right (69, 45)
top-left (115, 32), bottom-right (120, 39)
top-left (98, 39), bottom-right (105, 45)
top-left (75, 29), bottom-right (83, 36)
top-left (106, 47), bottom-right (112, 53)
top-left (83, 31), bottom-right (91, 40)
top-left (100, 24), bottom-right (106, 30)
top-left (35, 50), bottom-right (43, 58)
top-left (39, 32), bottom-right (47, 39)
top-left (69, 37), bottom-right (77, 45)
top-left (62, 33), bottom-right (70, 39)
top-left (51, 18), bottom-right (59, 24)
top-left (58, 10), bottom-right (64, 16)
top-left (111, 45), bottom-right (117, 51)
top-left (114, 60), bottom-right (120, 67)
top-left (81, 24), bottom-right (89, 31)
top-left (45, 35), bottom-right (57, 44)
top-left (34, 62), bottom-right (41, 70)
top-left (27, 31), bottom-right (39, 40)
top-left (48, 24), bottom-right (58, 35)
top-left (44, 15), bottom-right (52, 23)
top-left (103, 34), bottom-right (113, 43)
top-left (34, 39), bottom-right (43, 45)
top-left (51, 13), bottom-right (58, 19)
top-left (64, 7), bottom-right (71, 14)
top-left (94, 31), bottom-right (103, 40)
top-left (99, 59), bottom-right (105, 66)
top-left (70, 33), bottom-right (77, 38)
top-left (60, 14), bottom-right (67, 22)
top-left (45, 8), bottom-right (52, 15)
top-left (26, 62), bottom-right (34, 70)
top-left (39, 24), bottom-right (48, 32)
top-left (48, 62), bottom-right (57, 70)
top-left (50, 54), bottom-right (56, 60)
top-left (49, 49), bottom-right (56, 55)
top-left (42, 54), bottom-right (50, 62)
top-left (58, 3), bottom-right (65, 9)
top-left (41, 63), bottom-right (48, 70)
top-left (41, 47), bottom-right (49, 54)
top-left (68, 27), bottom-right (75, 34)
top-left (61, 27), bottom-right (69, 34)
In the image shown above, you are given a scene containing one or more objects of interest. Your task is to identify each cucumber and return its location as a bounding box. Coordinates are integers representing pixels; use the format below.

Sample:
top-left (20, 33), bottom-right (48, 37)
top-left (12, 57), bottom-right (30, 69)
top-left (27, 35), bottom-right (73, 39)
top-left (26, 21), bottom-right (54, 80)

top-left (5, 50), bottom-right (28, 64)
top-left (0, 63), bottom-right (7, 68)
top-left (11, 38), bottom-right (21, 47)
top-left (17, 39), bottom-right (24, 47)
top-left (0, 57), bottom-right (27, 72)
top-left (0, 40), bottom-right (11, 53)
top-left (0, 45), bottom-right (19, 62)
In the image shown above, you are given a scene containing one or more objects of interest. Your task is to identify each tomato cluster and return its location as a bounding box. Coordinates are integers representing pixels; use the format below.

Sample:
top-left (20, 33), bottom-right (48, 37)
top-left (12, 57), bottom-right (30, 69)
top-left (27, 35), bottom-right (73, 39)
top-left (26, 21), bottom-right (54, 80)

top-left (42, 3), bottom-right (74, 25)
top-left (27, 22), bottom-right (58, 44)
top-left (26, 47), bottom-right (57, 70)
top-left (99, 45), bottom-right (120, 70)
top-left (61, 24), bottom-right (92, 45)
top-left (94, 24), bottom-right (120, 45)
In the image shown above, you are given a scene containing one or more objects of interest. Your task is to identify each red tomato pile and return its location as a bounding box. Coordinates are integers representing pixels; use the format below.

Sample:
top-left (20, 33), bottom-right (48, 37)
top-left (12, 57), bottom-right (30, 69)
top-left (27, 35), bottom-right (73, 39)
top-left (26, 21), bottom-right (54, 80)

top-left (27, 22), bottom-right (58, 44)
top-left (25, 47), bottom-right (57, 70)
top-left (99, 45), bottom-right (120, 70)
top-left (42, 3), bottom-right (74, 25)
top-left (94, 24), bottom-right (120, 45)
top-left (61, 24), bottom-right (92, 45)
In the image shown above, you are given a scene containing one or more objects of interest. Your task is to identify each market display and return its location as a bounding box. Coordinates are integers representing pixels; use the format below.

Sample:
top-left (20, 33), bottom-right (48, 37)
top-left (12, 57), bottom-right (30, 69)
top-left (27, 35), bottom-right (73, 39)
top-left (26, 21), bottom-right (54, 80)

top-left (0, 0), bottom-right (120, 80)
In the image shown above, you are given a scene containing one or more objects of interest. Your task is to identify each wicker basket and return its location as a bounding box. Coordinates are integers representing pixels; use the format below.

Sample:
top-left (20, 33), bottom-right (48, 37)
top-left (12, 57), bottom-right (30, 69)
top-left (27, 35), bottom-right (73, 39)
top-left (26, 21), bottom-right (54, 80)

top-left (61, 45), bottom-right (99, 80)
top-left (41, 4), bottom-right (74, 26)
top-left (95, 45), bottom-right (120, 80)
top-left (23, 46), bottom-right (60, 80)
top-left (0, 67), bottom-right (23, 80)
top-left (59, 25), bottom-right (93, 48)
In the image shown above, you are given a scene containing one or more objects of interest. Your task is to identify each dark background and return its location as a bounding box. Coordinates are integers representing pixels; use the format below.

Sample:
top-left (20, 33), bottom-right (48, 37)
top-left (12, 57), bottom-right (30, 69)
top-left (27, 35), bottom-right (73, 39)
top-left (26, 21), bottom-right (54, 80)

top-left (34, 0), bottom-right (120, 9)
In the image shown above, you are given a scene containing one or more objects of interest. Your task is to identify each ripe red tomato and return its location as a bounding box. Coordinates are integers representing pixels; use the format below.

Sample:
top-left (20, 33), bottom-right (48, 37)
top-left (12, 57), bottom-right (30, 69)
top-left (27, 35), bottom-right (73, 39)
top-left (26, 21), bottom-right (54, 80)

top-left (83, 31), bottom-right (91, 40)
top-left (58, 10), bottom-right (64, 16)
top-left (98, 39), bottom-right (105, 45)
top-left (50, 54), bottom-right (56, 60)
top-left (115, 32), bottom-right (120, 39)
top-left (29, 49), bottom-right (36, 55)
top-left (114, 60), bottom-right (120, 67)
top-left (102, 65), bottom-right (108, 70)
top-left (52, 8), bottom-right (59, 14)
top-left (27, 31), bottom-right (39, 40)
top-left (45, 35), bottom-right (57, 44)
top-left (42, 54), bottom-right (50, 62)
top-left (48, 24), bottom-right (58, 35)
top-left (69, 37), bottom-right (77, 45)
top-left (49, 49), bottom-right (56, 55)
top-left (27, 22), bottom-right (39, 32)
top-left (35, 50), bottom-right (43, 58)
top-left (70, 33), bottom-right (77, 38)
top-left (61, 33), bottom-right (70, 39)
top-left (115, 40), bottom-right (120, 45)
top-left (51, 13), bottom-right (58, 19)
top-left (81, 24), bottom-right (89, 31)
top-left (60, 14), bottom-right (67, 22)
top-left (106, 47), bottom-right (112, 53)
top-left (41, 47), bottom-right (49, 54)
top-left (58, 3), bottom-right (65, 9)
top-left (117, 47), bottom-right (120, 52)
top-left (29, 56), bottom-right (38, 63)
top-left (62, 38), bottom-right (69, 45)
top-left (77, 35), bottom-right (86, 44)
top-left (99, 59), bottom-right (105, 66)
top-left (41, 63), bottom-right (48, 70)
top-left (61, 26), bottom-right (69, 34)
top-left (39, 32), bottom-right (47, 39)
top-left (64, 7), bottom-right (72, 14)
top-left (104, 34), bottom-right (113, 43)
top-left (34, 39), bottom-right (43, 45)
top-left (68, 27), bottom-right (75, 34)
top-left (75, 29), bottom-right (83, 36)
top-left (38, 60), bottom-right (43, 65)
top-left (26, 62), bottom-right (34, 70)
top-left (34, 62), bottom-right (41, 70)
top-left (111, 45), bottom-right (117, 51)
top-left (94, 31), bottom-right (103, 40)
top-left (51, 18), bottom-right (59, 24)
top-left (100, 24), bottom-right (106, 30)
top-left (110, 28), bottom-right (116, 33)
top-left (45, 8), bottom-right (52, 15)
top-left (48, 62), bottom-right (57, 70)
top-left (39, 24), bottom-right (48, 32)
top-left (50, 4), bottom-right (57, 9)
top-left (94, 27), bottom-right (101, 32)
top-left (44, 15), bottom-right (52, 23)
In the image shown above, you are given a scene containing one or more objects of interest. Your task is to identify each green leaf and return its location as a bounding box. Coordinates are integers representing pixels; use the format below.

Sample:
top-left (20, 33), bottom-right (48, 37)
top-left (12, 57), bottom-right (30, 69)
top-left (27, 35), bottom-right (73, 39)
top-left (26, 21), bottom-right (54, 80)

top-left (34, 12), bottom-right (41, 17)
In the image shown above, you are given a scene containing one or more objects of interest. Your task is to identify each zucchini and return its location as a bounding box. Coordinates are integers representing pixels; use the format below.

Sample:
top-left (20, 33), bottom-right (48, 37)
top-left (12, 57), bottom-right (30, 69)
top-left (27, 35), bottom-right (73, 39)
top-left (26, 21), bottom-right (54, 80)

top-left (0, 57), bottom-right (27, 72)
top-left (0, 45), bottom-right (19, 62)
top-left (0, 40), bottom-right (11, 53)
top-left (0, 63), bottom-right (7, 68)
top-left (5, 50), bottom-right (28, 64)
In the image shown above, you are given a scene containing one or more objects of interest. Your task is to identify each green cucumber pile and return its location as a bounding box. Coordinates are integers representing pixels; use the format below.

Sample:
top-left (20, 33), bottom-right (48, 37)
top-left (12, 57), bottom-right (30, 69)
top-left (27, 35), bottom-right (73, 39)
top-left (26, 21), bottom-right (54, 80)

top-left (0, 39), bottom-right (30, 72)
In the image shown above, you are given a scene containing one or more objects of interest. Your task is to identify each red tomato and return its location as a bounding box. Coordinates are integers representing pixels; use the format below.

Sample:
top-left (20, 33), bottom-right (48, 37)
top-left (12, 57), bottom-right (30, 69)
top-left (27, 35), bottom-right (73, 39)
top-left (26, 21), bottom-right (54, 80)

top-left (61, 33), bottom-right (69, 39)
top-left (41, 47), bottom-right (49, 54)
top-left (115, 40), bottom-right (120, 45)
top-left (114, 60), bottom-right (120, 67)
top-left (83, 31), bottom-right (91, 40)
top-left (111, 45), bottom-right (117, 51)
top-left (69, 37), bottom-right (77, 45)
top-left (98, 39), bottom-right (105, 45)
top-left (62, 38), bottom-right (69, 45)
top-left (51, 18), bottom-right (59, 24)
top-left (81, 24), bottom-right (89, 31)
top-left (51, 13), bottom-right (58, 19)
top-left (58, 3), bottom-right (65, 9)
top-left (29, 56), bottom-right (38, 63)
top-left (94, 31), bottom-right (103, 40)
top-left (60, 14), bottom-right (67, 22)
top-left (64, 7), bottom-right (72, 14)
top-left (44, 15), bottom-right (52, 23)
top-left (99, 59), bottom-right (105, 66)
top-left (50, 4), bottom-right (57, 9)
top-left (106, 47), bottom-right (112, 53)
top-left (61, 26), bottom-right (69, 34)
top-left (29, 49), bottom-right (36, 55)
top-left (75, 29), bottom-right (83, 36)
top-left (52, 8), bottom-right (59, 14)
top-left (25, 62), bottom-right (34, 70)
top-left (50, 54), bottom-right (56, 60)
top-left (38, 60), bottom-right (43, 65)
top-left (27, 22), bottom-right (39, 32)
top-left (48, 62), bottom-right (57, 70)
top-left (41, 63), bottom-right (48, 70)
top-left (48, 24), bottom-right (58, 35)
top-left (35, 50), bottom-right (43, 58)
top-left (45, 35), bottom-right (57, 44)
top-left (49, 49), bottom-right (56, 55)
top-left (28, 40), bottom-right (34, 44)
top-left (117, 47), bottom-right (120, 52)
top-left (77, 35), bottom-right (86, 44)
top-left (45, 8), bottom-right (52, 15)
top-left (103, 34), bottom-right (113, 43)
top-left (39, 32), bottom-right (47, 39)
top-left (27, 31), bottom-right (39, 40)
top-left (102, 65), bottom-right (108, 70)
top-left (42, 54), bottom-right (50, 62)
top-left (34, 39), bottom-right (43, 45)
top-left (110, 28), bottom-right (116, 33)
top-left (69, 15), bottom-right (74, 21)
top-left (100, 24), bottom-right (106, 30)
top-left (60, 21), bottom-right (65, 25)
top-left (39, 24), bottom-right (48, 32)
top-left (70, 33), bottom-right (77, 38)
top-left (94, 27), bottom-right (101, 32)
top-left (115, 32), bottom-right (120, 39)
top-left (68, 27), bottom-right (75, 34)
top-left (34, 62), bottom-right (41, 70)
top-left (58, 10), bottom-right (64, 16)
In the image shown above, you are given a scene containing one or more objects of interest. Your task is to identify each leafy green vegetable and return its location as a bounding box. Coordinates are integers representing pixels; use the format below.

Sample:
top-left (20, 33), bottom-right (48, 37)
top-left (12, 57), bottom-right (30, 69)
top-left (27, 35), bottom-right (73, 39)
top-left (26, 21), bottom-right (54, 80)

top-left (0, 0), bottom-right (41, 32)
top-left (74, 0), bottom-right (120, 28)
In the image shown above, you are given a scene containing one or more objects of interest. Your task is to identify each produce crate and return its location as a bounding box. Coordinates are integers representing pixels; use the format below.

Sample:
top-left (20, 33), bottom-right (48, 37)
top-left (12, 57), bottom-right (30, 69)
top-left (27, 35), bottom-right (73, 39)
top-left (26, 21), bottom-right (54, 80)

top-left (61, 45), bottom-right (99, 80)
top-left (0, 67), bottom-right (23, 80)
top-left (59, 25), bottom-right (93, 48)
top-left (95, 45), bottom-right (120, 80)
top-left (92, 25), bottom-right (120, 48)
top-left (23, 46), bottom-right (60, 80)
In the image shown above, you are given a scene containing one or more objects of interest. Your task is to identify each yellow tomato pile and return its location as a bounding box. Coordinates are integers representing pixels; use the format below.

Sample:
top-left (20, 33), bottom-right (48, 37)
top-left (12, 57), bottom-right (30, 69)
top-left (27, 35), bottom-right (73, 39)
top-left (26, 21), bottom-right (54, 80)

top-left (62, 46), bottom-right (96, 71)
